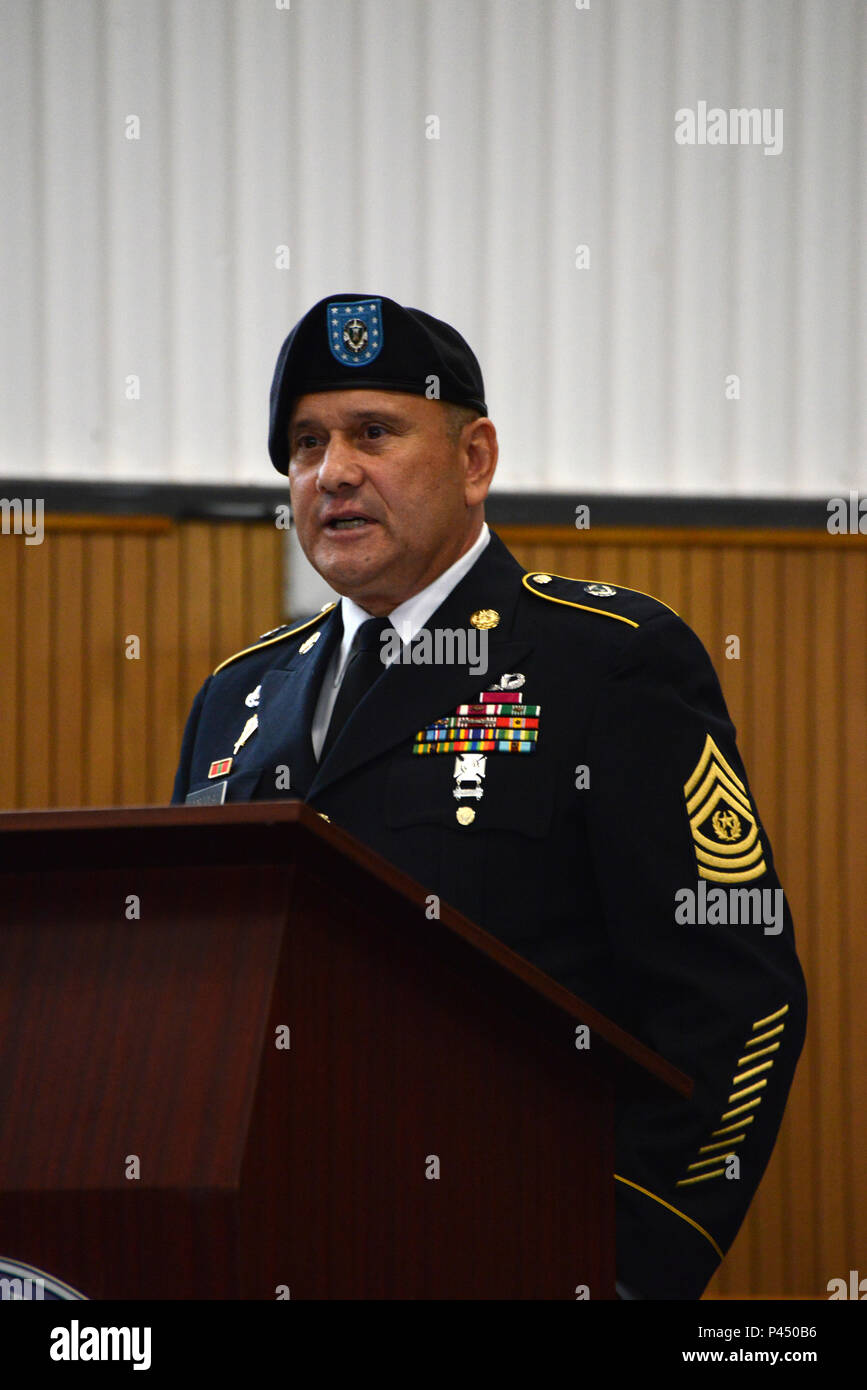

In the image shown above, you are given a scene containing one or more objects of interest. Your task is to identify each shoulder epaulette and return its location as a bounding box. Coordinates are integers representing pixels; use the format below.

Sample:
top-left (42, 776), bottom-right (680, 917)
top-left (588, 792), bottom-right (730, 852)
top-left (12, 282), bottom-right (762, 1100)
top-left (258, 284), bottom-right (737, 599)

top-left (212, 602), bottom-right (338, 675)
top-left (522, 571), bottom-right (677, 629)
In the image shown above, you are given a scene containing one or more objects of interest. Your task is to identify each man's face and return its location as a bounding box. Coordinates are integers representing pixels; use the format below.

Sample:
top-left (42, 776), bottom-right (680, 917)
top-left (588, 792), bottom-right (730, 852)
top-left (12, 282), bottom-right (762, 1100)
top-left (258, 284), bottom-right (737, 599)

top-left (287, 389), bottom-right (495, 613)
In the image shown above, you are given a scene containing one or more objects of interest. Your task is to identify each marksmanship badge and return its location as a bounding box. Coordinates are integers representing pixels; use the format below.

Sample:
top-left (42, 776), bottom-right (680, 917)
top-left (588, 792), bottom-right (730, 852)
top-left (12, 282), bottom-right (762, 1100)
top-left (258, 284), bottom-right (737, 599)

top-left (453, 753), bottom-right (487, 800)
top-left (327, 299), bottom-right (383, 366)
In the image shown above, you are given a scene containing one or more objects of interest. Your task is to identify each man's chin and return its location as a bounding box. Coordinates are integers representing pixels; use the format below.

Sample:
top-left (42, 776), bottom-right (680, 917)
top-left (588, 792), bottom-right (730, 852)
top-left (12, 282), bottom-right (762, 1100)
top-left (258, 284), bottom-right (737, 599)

top-left (310, 536), bottom-right (391, 598)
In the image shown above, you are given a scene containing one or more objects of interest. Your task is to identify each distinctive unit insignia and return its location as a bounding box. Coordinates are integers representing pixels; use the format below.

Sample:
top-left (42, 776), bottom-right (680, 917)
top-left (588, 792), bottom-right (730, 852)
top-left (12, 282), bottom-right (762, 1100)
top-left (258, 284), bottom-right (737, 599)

top-left (470, 609), bottom-right (500, 630)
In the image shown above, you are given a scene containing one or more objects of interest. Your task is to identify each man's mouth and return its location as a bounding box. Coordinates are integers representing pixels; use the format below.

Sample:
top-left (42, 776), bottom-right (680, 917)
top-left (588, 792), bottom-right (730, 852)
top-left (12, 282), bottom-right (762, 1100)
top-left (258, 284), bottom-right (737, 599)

top-left (325, 516), bottom-right (377, 530)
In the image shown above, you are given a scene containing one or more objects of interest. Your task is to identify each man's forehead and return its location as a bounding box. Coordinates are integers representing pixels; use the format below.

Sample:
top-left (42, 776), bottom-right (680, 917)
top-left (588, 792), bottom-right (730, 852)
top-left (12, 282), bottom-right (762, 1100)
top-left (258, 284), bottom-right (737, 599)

top-left (288, 389), bottom-right (441, 428)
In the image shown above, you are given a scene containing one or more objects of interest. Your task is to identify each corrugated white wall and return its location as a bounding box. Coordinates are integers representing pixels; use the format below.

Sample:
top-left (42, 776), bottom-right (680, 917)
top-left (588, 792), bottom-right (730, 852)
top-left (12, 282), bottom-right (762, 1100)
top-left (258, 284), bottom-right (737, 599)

top-left (0, 0), bottom-right (864, 495)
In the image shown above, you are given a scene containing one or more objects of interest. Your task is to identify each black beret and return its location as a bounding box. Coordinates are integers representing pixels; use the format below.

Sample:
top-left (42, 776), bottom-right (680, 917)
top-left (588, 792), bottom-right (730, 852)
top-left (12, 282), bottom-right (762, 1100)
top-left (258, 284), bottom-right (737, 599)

top-left (268, 293), bottom-right (487, 474)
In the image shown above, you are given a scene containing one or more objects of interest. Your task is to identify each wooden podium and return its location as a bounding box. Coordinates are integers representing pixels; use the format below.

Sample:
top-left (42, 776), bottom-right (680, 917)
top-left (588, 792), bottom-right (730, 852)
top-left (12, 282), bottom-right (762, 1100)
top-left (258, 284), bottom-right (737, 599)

top-left (0, 803), bottom-right (690, 1300)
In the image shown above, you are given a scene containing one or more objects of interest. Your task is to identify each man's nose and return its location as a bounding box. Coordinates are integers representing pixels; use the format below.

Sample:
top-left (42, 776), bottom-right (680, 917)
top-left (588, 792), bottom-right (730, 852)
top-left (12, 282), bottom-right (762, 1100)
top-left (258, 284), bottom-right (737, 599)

top-left (316, 435), bottom-right (365, 491)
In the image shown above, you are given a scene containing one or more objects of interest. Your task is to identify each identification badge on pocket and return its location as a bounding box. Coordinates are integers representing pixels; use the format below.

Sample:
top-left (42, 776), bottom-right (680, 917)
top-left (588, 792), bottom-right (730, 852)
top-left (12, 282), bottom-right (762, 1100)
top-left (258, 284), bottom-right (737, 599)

top-left (185, 781), bottom-right (228, 805)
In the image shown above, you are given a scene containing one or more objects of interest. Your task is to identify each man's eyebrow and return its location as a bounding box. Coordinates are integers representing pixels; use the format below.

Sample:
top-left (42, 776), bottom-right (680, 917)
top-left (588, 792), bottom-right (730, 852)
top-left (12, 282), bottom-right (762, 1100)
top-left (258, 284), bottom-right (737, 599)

top-left (290, 408), bottom-right (411, 432)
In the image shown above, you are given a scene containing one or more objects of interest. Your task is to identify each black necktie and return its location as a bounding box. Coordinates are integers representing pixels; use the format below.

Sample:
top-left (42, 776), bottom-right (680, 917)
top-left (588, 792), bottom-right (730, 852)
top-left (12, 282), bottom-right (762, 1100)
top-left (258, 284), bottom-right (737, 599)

top-left (320, 616), bottom-right (394, 760)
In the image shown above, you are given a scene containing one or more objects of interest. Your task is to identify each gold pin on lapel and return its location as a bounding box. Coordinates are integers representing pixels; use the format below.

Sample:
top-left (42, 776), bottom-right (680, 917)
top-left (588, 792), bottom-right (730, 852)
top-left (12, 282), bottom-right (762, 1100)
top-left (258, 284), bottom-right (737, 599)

top-left (299, 631), bottom-right (321, 654)
top-left (233, 714), bottom-right (258, 755)
top-left (470, 609), bottom-right (500, 630)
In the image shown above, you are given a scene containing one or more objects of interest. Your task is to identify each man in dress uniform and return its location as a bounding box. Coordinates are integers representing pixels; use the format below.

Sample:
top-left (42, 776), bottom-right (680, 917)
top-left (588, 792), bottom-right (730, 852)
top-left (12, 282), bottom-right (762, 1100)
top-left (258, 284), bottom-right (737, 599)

top-left (172, 293), bottom-right (807, 1299)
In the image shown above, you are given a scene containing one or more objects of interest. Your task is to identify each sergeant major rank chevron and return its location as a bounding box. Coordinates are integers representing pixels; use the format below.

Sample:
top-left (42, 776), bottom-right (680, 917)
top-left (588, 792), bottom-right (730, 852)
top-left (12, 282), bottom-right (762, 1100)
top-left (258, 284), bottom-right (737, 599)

top-left (684, 733), bottom-right (767, 883)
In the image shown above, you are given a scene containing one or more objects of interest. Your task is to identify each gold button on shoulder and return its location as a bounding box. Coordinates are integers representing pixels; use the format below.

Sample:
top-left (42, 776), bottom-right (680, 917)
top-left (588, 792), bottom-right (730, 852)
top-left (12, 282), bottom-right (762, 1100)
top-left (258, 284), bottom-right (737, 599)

top-left (470, 608), bottom-right (500, 630)
top-left (317, 812), bottom-right (331, 822)
top-left (530, 573), bottom-right (552, 584)
top-left (456, 806), bottom-right (476, 826)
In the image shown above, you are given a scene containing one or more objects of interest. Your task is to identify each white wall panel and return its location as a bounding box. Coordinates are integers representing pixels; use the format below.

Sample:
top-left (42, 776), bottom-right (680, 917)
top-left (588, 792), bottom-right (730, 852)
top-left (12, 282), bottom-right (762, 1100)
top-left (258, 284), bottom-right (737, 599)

top-left (669, 0), bottom-right (737, 497)
top-left (0, 0), bottom-right (864, 495)
top-left (105, 0), bottom-right (170, 477)
top-left (2, 1), bottom-right (43, 465)
top-left (40, 0), bottom-right (107, 474)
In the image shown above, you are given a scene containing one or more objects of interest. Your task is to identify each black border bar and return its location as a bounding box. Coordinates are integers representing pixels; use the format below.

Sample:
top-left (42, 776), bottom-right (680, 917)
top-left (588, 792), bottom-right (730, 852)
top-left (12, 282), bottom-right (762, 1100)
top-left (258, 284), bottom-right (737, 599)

top-left (0, 479), bottom-right (836, 529)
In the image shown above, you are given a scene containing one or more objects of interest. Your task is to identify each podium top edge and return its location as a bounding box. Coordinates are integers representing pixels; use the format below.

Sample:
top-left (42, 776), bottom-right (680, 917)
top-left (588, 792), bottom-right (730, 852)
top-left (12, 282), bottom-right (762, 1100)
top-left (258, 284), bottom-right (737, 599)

top-left (0, 801), bottom-right (692, 1099)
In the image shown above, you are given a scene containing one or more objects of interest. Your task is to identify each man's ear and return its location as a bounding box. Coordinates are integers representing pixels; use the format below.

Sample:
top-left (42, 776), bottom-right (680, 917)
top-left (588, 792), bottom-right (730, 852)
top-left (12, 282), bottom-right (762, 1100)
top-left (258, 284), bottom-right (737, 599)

top-left (464, 418), bottom-right (498, 506)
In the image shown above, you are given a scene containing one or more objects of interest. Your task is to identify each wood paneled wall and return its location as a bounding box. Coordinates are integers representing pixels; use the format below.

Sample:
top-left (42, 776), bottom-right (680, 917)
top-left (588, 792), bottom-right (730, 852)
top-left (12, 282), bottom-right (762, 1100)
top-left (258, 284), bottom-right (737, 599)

top-left (1, 514), bottom-right (864, 1300)
top-left (0, 516), bottom-right (283, 810)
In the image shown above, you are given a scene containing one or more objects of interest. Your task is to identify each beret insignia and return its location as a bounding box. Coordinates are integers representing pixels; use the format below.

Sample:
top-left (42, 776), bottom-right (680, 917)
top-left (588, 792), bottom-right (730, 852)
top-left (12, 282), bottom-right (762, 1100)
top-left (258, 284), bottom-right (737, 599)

top-left (328, 298), bottom-right (383, 366)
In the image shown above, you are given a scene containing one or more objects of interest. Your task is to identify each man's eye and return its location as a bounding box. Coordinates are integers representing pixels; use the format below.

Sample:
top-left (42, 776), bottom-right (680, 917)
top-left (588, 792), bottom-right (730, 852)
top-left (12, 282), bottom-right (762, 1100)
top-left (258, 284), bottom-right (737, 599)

top-left (296, 435), bottom-right (319, 450)
top-left (364, 424), bottom-right (386, 439)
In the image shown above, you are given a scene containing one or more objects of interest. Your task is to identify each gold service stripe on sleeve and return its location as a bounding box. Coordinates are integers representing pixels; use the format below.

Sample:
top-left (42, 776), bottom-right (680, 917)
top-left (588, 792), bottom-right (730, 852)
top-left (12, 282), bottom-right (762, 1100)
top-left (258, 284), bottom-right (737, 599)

top-left (731, 1060), bottom-right (774, 1086)
top-left (737, 1042), bottom-right (780, 1065)
top-left (676, 1169), bottom-right (726, 1186)
top-left (753, 1004), bottom-right (789, 1030)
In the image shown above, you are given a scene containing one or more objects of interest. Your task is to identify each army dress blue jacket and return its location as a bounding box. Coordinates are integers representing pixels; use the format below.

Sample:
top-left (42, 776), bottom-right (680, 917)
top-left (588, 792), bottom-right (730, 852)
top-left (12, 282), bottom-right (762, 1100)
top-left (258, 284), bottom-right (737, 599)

top-left (172, 528), bottom-right (807, 1299)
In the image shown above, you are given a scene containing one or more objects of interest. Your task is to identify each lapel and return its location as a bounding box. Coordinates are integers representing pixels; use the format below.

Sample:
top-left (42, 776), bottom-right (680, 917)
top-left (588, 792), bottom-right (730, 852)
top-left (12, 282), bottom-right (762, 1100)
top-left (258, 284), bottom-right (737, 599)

top-left (308, 531), bottom-right (533, 797)
top-left (248, 606), bottom-right (343, 799)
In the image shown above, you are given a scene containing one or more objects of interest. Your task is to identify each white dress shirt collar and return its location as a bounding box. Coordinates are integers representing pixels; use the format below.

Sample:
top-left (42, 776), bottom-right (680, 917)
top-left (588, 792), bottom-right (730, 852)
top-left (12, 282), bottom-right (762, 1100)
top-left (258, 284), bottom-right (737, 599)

top-left (334, 521), bottom-right (491, 681)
